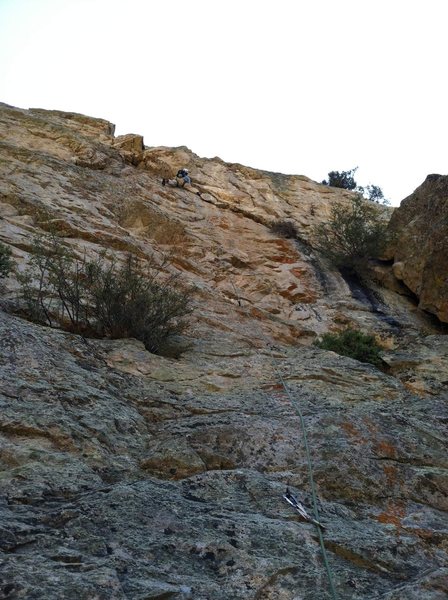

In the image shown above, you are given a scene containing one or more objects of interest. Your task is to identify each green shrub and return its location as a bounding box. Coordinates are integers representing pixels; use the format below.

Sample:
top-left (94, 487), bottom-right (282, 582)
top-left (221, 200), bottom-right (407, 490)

top-left (18, 233), bottom-right (84, 327)
top-left (18, 233), bottom-right (193, 354)
top-left (0, 242), bottom-right (13, 279)
top-left (322, 168), bottom-right (389, 204)
top-left (84, 254), bottom-right (192, 353)
top-left (313, 194), bottom-right (390, 273)
top-left (270, 220), bottom-right (299, 239)
top-left (322, 168), bottom-right (358, 190)
top-left (316, 328), bottom-right (382, 366)
top-left (364, 184), bottom-right (389, 204)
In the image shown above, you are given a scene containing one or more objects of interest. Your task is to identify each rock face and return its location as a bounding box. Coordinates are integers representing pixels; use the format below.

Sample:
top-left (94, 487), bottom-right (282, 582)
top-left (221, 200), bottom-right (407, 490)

top-left (385, 174), bottom-right (448, 323)
top-left (0, 104), bottom-right (447, 599)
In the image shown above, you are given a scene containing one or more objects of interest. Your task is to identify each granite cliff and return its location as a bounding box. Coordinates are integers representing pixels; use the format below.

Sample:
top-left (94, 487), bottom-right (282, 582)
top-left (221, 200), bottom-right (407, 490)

top-left (0, 104), bottom-right (447, 599)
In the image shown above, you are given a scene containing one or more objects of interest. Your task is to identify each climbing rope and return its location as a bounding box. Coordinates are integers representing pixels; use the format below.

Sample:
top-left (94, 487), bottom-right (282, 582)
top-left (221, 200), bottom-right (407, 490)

top-left (229, 275), bottom-right (339, 600)
top-left (263, 341), bottom-right (339, 600)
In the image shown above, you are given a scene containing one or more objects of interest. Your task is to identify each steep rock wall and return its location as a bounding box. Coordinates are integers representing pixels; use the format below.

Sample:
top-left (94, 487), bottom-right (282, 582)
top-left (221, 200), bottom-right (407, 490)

top-left (0, 104), bottom-right (447, 599)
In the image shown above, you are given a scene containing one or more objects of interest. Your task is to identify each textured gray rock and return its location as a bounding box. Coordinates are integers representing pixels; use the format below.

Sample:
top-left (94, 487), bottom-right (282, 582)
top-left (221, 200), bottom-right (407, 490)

top-left (0, 104), bottom-right (447, 599)
top-left (0, 310), bottom-right (447, 599)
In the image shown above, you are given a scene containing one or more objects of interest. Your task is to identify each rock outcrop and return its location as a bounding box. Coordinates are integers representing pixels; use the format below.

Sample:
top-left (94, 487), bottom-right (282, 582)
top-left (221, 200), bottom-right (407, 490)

top-left (385, 174), bottom-right (448, 323)
top-left (0, 104), bottom-right (447, 599)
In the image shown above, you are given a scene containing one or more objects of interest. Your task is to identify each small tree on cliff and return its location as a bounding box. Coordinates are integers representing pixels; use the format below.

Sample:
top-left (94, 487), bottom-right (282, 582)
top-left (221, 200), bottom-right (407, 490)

top-left (0, 242), bottom-right (13, 280)
top-left (364, 184), bottom-right (388, 204)
top-left (18, 233), bottom-right (194, 354)
top-left (322, 167), bottom-right (358, 190)
top-left (313, 194), bottom-right (390, 273)
top-left (322, 168), bottom-right (389, 204)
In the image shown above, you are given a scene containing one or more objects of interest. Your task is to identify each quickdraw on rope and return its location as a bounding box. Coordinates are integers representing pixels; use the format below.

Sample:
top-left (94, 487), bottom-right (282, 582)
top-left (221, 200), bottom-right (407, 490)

top-left (267, 349), bottom-right (339, 600)
top-left (229, 275), bottom-right (338, 600)
top-left (283, 484), bottom-right (325, 529)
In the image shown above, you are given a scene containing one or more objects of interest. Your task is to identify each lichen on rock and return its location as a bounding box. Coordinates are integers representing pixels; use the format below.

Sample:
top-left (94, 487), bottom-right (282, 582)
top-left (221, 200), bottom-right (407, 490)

top-left (0, 104), bottom-right (447, 599)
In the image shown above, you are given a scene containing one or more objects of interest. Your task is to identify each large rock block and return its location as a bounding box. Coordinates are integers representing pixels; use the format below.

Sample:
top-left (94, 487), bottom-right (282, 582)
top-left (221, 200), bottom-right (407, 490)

top-left (387, 174), bottom-right (448, 323)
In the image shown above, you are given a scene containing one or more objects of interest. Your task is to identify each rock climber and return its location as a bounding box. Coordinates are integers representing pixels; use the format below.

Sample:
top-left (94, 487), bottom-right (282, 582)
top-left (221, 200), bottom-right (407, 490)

top-left (176, 168), bottom-right (191, 187)
top-left (162, 168), bottom-right (191, 188)
top-left (161, 167), bottom-right (204, 199)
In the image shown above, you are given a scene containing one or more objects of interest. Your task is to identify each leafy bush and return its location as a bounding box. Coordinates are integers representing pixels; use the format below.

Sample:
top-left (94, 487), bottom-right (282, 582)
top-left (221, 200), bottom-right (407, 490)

top-left (18, 233), bottom-right (193, 354)
top-left (316, 328), bottom-right (382, 366)
top-left (322, 168), bottom-right (389, 204)
top-left (364, 184), bottom-right (388, 204)
top-left (313, 194), bottom-right (390, 273)
top-left (322, 168), bottom-right (358, 190)
top-left (270, 219), bottom-right (299, 239)
top-left (85, 254), bottom-right (192, 353)
top-left (0, 242), bottom-right (13, 279)
top-left (18, 234), bottom-right (85, 327)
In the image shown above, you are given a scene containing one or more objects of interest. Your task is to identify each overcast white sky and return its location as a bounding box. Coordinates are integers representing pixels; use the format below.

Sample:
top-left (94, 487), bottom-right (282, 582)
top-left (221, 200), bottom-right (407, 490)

top-left (1, 0), bottom-right (447, 206)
